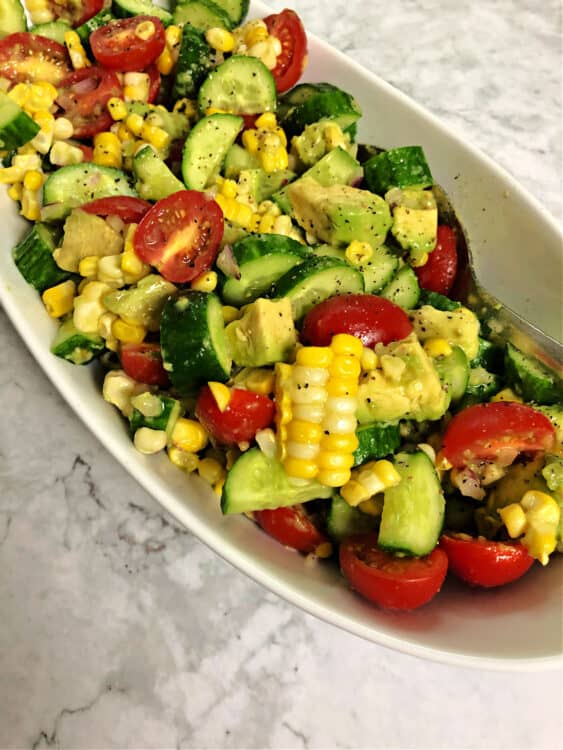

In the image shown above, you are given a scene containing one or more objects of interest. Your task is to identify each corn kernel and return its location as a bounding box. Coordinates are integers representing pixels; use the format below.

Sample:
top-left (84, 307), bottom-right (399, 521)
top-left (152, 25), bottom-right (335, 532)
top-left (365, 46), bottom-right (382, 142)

top-left (358, 497), bottom-right (383, 516)
top-left (42, 280), bottom-right (76, 318)
top-left (411, 252), bottom-right (429, 268)
top-left (156, 49), bottom-right (174, 75)
top-left (282, 456), bottom-right (318, 480)
top-left (134, 427), bottom-right (167, 454)
top-left (23, 170), bottom-right (44, 191)
top-left (108, 97), bottom-right (127, 121)
top-left (244, 368), bottom-right (275, 395)
top-left (125, 113), bottom-right (145, 137)
top-left (317, 451), bottom-right (355, 471)
top-left (7, 183), bottom-right (22, 201)
top-left (52, 117), bottom-right (74, 141)
top-left (491, 388), bottom-right (523, 403)
top-left (112, 319), bottom-right (146, 343)
top-left (205, 27), bottom-right (235, 53)
top-left (173, 98), bottom-right (197, 118)
top-left (314, 542), bottom-right (333, 558)
top-left (171, 418), bottom-right (208, 453)
top-left (78, 256), bottom-right (99, 278)
top-left (135, 20), bottom-right (156, 40)
top-left (220, 178), bottom-right (238, 198)
top-left (243, 20), bottom-right (269, 47)
top-left (209, 381), bottom-right (231, 411)
top-left (499, 503), bottom-right (528, 538)
top-left (198, 457), bottom-right (226, 485)
top-left (286, 420), bottom-right (324, 444)
top-left (320, 433), bottom-right (358, 453)
top-left (168, 447), bottom-right (200, 473)
top-left (222, 305), bottom-right (240, 323)
top-left (345, 240), bottom-right (373, 266)
top-left (360, 347), bottom-right (378, 372)
top-left (331, 333), bottom-right (364, 359)
top-left (141, 122), bottom-right (170, 150)
top-left (165, 25), bottom-right (182, 48)
top-left (295, 346), bottom-right (333, 368)
top-left (423, 337), bottom-right (453, 358)
top-left (255, 112), bottom-right (277, 130)
top-left (340, 479), bottom-right (368, 506)
top-left (317, 468), bottom-right (351, 487)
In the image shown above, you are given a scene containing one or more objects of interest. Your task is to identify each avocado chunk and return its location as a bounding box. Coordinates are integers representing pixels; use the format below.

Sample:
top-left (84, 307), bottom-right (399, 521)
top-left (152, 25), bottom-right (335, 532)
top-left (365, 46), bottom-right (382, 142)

top-left (387, 188), bottom-right (438, 264)
top-left (103, 275), bottom-right (176, 331)
top-left (287, 178), bottom-right (391, 248)
top-left (225, 297), bottom-right (297, 367)
top-left (409, 305), bottom-right (480, 361)
top-left (357, 333), bottom-right (449, 423)
top-left (53, 209), bottom-right (123, 272)
top-left (291, 119), bottom-right (357, 168)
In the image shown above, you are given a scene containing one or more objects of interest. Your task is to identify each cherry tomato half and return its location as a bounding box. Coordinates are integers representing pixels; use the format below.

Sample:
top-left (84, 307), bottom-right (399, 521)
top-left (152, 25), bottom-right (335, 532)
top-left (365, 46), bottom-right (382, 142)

top-left (145, 64), bottom-right (161, 103)
top-left (195, 387), bottom-right (275, 445)
top-left (90, 16), bottom-right (166, 72)
top-left (263, 9), bottom-right (308, 93)
top-left (440, 534), bottom-right (534, 588)
top-left (81, 196), bottom-right (152, 224)
top-left (133, 190), bottom-right (224, 283)
top-left (414, 225), bottom-right (458, 295)
top-left (442, 402), bottom-right (556, 468)
top-left (254, 505), bottom-right (327, 553)
top-left (340, 534), bottom-right (448, 611)
top-left (47, 0), bottom-right (103, 27)
top-left (0, 33), bottom-right (71, 86)
top-left (301, 294), bottom-right (413, 348)
top-left (120, 343), bottom-right (169, 387)
top-left (56, 66), bottom-right (122, 138)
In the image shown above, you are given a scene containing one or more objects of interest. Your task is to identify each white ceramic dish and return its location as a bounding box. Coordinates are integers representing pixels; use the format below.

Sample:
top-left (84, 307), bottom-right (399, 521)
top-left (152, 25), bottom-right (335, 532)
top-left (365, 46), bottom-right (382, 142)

top-left (1, 0), bottom-right (561, 670)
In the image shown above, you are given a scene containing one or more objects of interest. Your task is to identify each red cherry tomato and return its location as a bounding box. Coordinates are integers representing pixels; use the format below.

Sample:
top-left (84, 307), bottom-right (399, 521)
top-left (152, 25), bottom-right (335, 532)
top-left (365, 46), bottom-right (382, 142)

top-left (254, 505), bottom-right (327, 553)
top-left (133, 190), bottom-right (224, 283)
top-left (440, 534), bottom-right (535, 588)
top-left (263, 9), bottom-right (308, 93)
top-left (81, 196), bottom-right (152, 223)
top-left (414, 225), bottom-right (458, 295)
top-left (56, 66), bottom-right (122, 138)
top-left (90, 16), bottom-right (166, 72)
top-left (442, 402), bottom-right (556, 468)
top-left (340, 534), bottom-right (448, 611)
top-left (76, 143), bottom-right (94, 161)
top-left (120, 343), bottom-right (169, 387)
top-left (195, 387), bottom-right (275, 445)
top-left (300, 294), bottom-right (413, 348)
top-left (0, 33), bottom-right (71, 86)
top-left (46, 0), bottom-right (103, 27)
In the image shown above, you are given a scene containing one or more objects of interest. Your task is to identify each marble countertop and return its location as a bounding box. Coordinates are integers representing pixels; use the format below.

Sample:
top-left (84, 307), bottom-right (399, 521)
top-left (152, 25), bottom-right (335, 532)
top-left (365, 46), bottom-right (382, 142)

top-left (1, 1), bottom-right (561, 748)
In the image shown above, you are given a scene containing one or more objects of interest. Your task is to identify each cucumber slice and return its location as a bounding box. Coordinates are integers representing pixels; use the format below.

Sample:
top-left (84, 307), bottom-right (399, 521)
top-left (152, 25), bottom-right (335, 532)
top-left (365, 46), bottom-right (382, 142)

top-left (238, 168), bottom-right (296, 205)
top-left (221, 448), bottom-right (332, 514)
top-left (353, 422), bottom-right (401, 466)
top-left (133, 146), bottom-right (185, 200)
top-left (30, 20), bottom-right (71, 44)
top-left (160, 291), bottom-right (231, 394)
top-left (272, 255), bottom-right (364, 320)
top-left (0, 0), bottom-right (26, 37)
top-left (76, 8), bottom-right (114, 48)
top-left (327, 496), bottom-right (378, 542)
top-left (470, 336), bottom-right (503, 372)
top-left (361, 244), bottom-right (399, 293)
top-left (173, 23), bottom-right (214, 99)
top-left (42, 164), bottom-right (137, 218)
top-left (364, 146), bottom-right (434, 195)
top-left (0, 91), bottom-right (40, 150)
top-left (418, 288), bottom-right (461, 312)
top-left (198, 55), bottom-right (277, 115)
top-left (221, 233), bottom-right (309, 306)
top-left (459, 366), bottom-right (502, 407)
top-left (272, 147), bottom-right (362, 215)
top-left (173, 0), bottom-right (232, 30)
top-left (379, 265), bottom-right (420, 309)
top-left (212, 0), bottom-right (249, 25)
top-left (51, 318), bottom-right (105, 365)
top-left (181, 113), bottom-right (243, 190)
top-left (12, 223), bottom-right (70, 293)
top-left (278, 83), bottom-right (362, 138)
top-left (504, 342), bottom-right (562, 405)
top-left (129, 395), bottom-right (181, 437)
top-left (433, 345), bottom-right (469, 403)
top-left (379, 451), bottom-right (445, 556)
top-left (223, 143), bottom-right (260, 179)
top-left (113, 0), bottom-right (173, 25)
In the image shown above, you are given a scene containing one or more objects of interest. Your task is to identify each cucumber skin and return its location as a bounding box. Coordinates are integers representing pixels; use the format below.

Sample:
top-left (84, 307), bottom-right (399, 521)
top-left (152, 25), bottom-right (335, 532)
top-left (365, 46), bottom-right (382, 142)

top-left (504, 343), bottom-right (562, 405)
top-left (12, 223), bottom-right (70, 293)
top-left (353, 422), bottom-right (401, 466)
top-left (327, 496), bottom-right (378, 542)
top-left (173, 23), bottom-right (214, 99)
top-left (379, 451), bottom-right (445, 557)
top-left (279, 83), bottom-right (362, 138)
top-left (160, 291), bottom-right (231, 395)
top-left (380, 265), bottom-right (421, 310)
top-left (113, 0), bottom-right (173, 25)
top-left (364, 146), bottom-right (434, 195)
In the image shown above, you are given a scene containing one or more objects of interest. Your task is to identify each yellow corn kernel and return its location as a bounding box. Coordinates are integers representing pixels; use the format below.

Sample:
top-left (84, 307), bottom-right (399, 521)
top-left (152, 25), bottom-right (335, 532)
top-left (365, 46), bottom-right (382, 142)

top-left (373, 459), bottom-right (402, 488)
top-left (255, 112), bottom-right (277, 130)
top-left (214, 477), bottom-right (225, 496)
top-left (141, 122), bottom-right (170, 150)
top-left (125, 113), bottom-right (145, 137)
top-left (20, 190), bottom-right (41, 221)
top-left (205, 106), bottom-right (230, 116)
top-left (324, 378), bottom-right (356, 398)
top-left (282, 456), bottom-right (318, 480)
top-left (42, 280), bottom-right (76, 318)
top-left (491, 388), bottom-right (523, 403)
top-left (323, 122), bottom-right (346, 150)
top-left (23, 170), bottom-right (44, 191)
top-left (134, 427), bottom-right (167, 454)
top-left (115, 122), bottom-right (132, 142)
top-left (7, 183), bottom-right (22, 201)
top-left (241, 128), bottom-right (260, 154)
top-left (165, 24), bottom-right (182, 48)
top-left (286, 420), bottom-right (324, 444)
top-left (295, 346), bottom-right (333, 368)
top-left (205, 27), bottom-right (235, 53)
top-left (320, 432), bottom-right (358, 453)
top-left (317, 452), bottom-right (355, 471)
top-left (135, 20), bottom-right (156, 40)
top-left (112, 319), bottom-right (146, 344)
top-left (209, 381), bottom-right (231, 412)
top-left (0, 167), bottom-right (23, 185)
top-left (259, 213), bottom-right (276, 233)
top-left (423, 337), bottom-right (453, 358)
top-left (331, 333), bottom-right (364, 359)
top-left (171, 418), bottom-right (209, 453)
top-left (220, 178), bottom-right (238, 198)
top-left (340, 479), bottom-right (368, 506)
top-left (78, 255), bottom-right (99, 278)
top-left (330, 355), bottom-right (361, 382)
top-left (314, 541), bottom-right (333, 558)
top-left (244, 20), bottom-right (269, 47)
top-left (198, 457), bottom-right (226, 485)
top-left (52, 117), bottom-right (74, 141)
top-left (191, 270), bottom-right (218, 293)
top-left (345, 240), bottom-right (373, 266)
top-left (64, 30), bottom-right (90, 69)
top-left (108, 97), bottom-right (127, 121)
top-left (499, 503), bottom-right (528, 538)
top-left (156, 48), bottom-right (174, 75)
top-left (360, 347), bottom-right (378, 372)
top-left (260, 147), bottom-right (289, 173)
top-left (317, 468), bottom-right (351, 488)
top-left (168, 447), bottom-right (200, 473)
top-left (244, 368), bottom-right (275, 395)
top-left (358, 497), bottom-right (383, 516)
top-left (173, 98), bottom-right (197, 118)
top-left (248, 213), bottom-right (262, 233)
top-left (411, 252), bottom-right (429, 268)
top-left (222, 305), bottom-right (240, 323)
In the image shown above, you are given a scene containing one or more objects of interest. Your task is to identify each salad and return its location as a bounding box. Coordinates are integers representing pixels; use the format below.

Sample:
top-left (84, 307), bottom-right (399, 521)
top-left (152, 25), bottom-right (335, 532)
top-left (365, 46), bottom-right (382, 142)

top-left (1, 0), bottom-right (561, 612)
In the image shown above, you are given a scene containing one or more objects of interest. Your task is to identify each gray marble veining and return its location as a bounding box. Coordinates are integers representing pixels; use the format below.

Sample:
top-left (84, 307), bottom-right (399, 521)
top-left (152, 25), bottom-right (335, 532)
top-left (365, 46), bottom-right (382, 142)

top-left (1, 2), bottom-right (561, 748)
